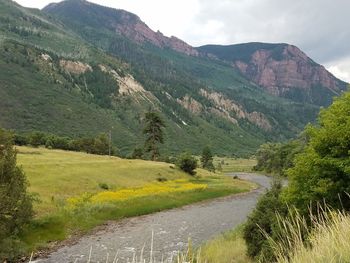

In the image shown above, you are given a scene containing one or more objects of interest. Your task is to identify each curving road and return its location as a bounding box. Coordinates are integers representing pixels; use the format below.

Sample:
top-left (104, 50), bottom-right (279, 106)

top-left (35, 173), bottom-right (271, 263)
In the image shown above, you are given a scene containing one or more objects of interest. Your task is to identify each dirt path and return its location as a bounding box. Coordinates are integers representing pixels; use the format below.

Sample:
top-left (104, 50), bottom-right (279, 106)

top-left (35, 173), bottom-right (271, 263)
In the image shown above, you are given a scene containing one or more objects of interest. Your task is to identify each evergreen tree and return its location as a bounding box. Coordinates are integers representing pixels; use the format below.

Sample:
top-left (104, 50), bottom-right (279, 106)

top-left (200, 146), bottom-right (215, 172)
top-left (0, 129), bottom-right (33, 258)
top-left (143, 111), bottom-right (165, 161)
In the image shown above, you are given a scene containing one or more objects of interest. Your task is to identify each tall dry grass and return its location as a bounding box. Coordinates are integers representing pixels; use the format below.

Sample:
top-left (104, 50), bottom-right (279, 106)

top-left (266, 208), bottom-right (350, 263)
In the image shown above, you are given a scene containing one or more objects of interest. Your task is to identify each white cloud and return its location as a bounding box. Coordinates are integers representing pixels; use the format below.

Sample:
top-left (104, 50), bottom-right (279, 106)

top-left (326, 57), bottom-right (350, 83)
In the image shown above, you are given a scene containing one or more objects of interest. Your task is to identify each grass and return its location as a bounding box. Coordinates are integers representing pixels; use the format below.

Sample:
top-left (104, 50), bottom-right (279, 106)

top-left (17, 146), bottom-right (189, 215)
top-left (214, 157), bottom-right (257, 173)
top-left (15, 146), bottom-right (256, 253)
top-left (269, 209), bottom-right (350, 263)
top-left (199, 225), bottom-right (252, 263)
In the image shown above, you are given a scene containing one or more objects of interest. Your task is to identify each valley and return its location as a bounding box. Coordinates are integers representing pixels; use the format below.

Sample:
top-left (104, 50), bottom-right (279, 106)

top-left (0, 0), bottom-right (349, 262)
top-left (1, 0), bottom-right (345, 156)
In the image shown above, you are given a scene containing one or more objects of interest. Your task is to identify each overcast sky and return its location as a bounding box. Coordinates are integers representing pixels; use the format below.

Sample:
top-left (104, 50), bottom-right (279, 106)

top-left (15, 0), bottom-right (350, 82)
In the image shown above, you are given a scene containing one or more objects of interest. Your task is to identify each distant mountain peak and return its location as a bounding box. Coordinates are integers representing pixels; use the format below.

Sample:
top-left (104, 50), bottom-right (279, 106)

top-left (43, 0), bottom-right (199, 56)
top-left (198, 43), bottom-right (347, 105)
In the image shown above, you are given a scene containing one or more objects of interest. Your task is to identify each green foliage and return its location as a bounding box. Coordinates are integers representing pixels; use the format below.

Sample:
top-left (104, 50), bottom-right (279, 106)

top-left (92, 133), bottom-right (110, 155)
top-left (176, 152), bottom-right (198, 175)
top-left (283, 91), bottom-right (350, 213)
top-left (254, 138), bottom-right (306, 176)
top-left (201, 146), bottom-right (215, 172)
top-left (28, 131), bottom-right (46, 147)
top-left (143, 111), bottom-right (165, 161)
top-left (12, 130), bottom-right (115, 156)
top-left (0, 129), bottom-right (33, 260)
top-left (243, 181), bottom-right (287, 262)
top-left (98, 182), bottom-right (109, 190)
top-left (131, 147), bottom-right (143, 159)
top-left (216, 162), bottom-right (223, 172)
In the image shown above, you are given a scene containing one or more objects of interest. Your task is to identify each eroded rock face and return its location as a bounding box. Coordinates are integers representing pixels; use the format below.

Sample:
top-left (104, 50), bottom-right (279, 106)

top-left (59, 59), bottom-right (92, 74)
top-left (233, 45), bottom-right (344, 100)
top-left (199, 89), bottom-right (272, 131)
top-left (114, 16), bottom-right (199, 56)
top-left (98, 64), bottom-right (156, 104)
top-left (177, 95), bottom-right (203, 114)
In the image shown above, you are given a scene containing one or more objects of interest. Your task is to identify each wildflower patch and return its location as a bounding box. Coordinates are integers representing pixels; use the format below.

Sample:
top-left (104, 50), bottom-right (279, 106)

top-left (67, 179), bottom-right (207, 209)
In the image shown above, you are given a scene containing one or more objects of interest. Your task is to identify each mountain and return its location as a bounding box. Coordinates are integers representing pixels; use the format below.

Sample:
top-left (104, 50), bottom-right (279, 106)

top-left (43, 0), bottom-right (199, 56)
top-left (0, 0), bottom-right (345, 156)
top-left (198, 43), bottom-right (348, 106)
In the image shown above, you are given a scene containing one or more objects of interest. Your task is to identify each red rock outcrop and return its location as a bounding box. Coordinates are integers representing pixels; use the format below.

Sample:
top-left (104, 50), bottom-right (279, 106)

top-left (233, 45), bottom-right (343, 97)
top-left (115, 13), bottom-right (199, 56)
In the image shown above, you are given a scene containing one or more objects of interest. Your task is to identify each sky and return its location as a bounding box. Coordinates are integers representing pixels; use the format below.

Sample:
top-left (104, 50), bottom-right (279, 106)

top-left (15, 0), bottom-right (350, 82)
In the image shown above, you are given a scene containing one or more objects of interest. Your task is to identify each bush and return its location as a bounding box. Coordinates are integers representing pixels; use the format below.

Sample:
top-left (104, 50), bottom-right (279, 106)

top-left (243, 180), bottom-right (287, 262)
top-left (28, 131), bottom-right (46, 147)
top-left (98, 183), bottom-right (109, 190)
top-left (176, 152), bottom-right (198, 175)
top-left (131, 147), bottom-right (143, 159)
top-left (0, 129), bottom-right (33, 260)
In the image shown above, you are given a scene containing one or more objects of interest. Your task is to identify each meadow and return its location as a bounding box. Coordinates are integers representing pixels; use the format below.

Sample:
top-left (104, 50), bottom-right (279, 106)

top-left (16, 146), bottom-right (256, 252)
top-left (214, 157), bottom-right (257, 173)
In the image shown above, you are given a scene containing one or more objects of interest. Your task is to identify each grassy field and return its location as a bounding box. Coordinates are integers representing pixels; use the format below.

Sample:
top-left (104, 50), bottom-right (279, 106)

top-left (17, 146), bottom-right (190, 215)
top-left (214, 157), bottom-right (257, 173)
top-left (16, 146), bottom-right (256, 252)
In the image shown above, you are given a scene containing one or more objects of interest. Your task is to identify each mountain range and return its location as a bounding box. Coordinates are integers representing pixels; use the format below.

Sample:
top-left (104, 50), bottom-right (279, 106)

top-left (0, 0), bottom-right (347, 156)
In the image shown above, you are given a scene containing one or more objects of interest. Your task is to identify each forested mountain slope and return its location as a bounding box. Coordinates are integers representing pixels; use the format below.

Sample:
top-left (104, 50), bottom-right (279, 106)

top-left (0, 0), bottom-right (345, 156)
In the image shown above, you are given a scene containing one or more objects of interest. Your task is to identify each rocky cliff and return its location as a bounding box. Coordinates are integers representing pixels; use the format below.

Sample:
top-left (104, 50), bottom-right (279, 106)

top-left (43, 0), bottom-right (199, 56)
top-left (198, 43), bottom-right (348, 106)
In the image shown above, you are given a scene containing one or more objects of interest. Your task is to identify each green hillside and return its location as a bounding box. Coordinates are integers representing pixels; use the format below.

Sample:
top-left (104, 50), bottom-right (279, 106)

top-left (0, 0), bottom-right (328, 156)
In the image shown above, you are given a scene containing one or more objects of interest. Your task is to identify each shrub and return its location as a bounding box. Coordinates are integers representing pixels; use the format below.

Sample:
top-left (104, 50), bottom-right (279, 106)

top-left (131, 147), bottom-right (143, 159)
top-left (98, 183), bottom-right (109, 190)
top-left (28, 131), bottom-right (46, 147)
top-left (243, 180), bottom-right (287, 262)
top-left (156, 177), bottom-right (168, 182)
top-left (0, 129), bottom-right (33, 260)
top-left (176, 152), bottom-right (198, 175)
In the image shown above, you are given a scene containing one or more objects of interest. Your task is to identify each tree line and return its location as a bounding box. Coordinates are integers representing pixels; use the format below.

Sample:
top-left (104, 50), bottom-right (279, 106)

top-left (14, 131), bottom-right (115, 156)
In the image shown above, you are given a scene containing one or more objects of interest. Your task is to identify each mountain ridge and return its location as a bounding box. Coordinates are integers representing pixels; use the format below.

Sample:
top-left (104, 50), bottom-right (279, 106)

top-left (198, 43), bottom-right (347, 105)
top-left (0, 0), bottom-right (346, 156)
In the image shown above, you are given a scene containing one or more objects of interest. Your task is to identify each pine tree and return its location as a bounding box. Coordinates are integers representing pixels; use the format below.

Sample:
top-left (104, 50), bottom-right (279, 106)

top-left (200, 146), bottom-right (215, 172)
top-left (143, 111), bottom-right (165, 161)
